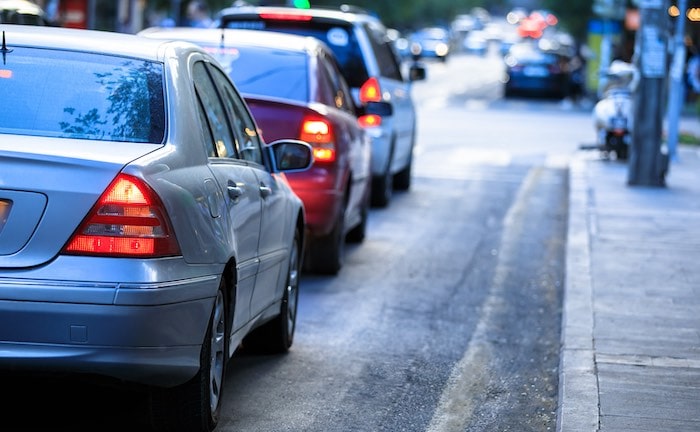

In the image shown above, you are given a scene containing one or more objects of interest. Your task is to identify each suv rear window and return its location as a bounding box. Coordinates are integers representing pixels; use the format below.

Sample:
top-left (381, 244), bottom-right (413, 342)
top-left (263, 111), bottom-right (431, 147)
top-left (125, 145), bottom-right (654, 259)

top-left (203, 44), bottom-right (309, 103)
top-left (0, 48), bottom-right (165, 143)
top-left (223, 19), bottom-right (369, 88)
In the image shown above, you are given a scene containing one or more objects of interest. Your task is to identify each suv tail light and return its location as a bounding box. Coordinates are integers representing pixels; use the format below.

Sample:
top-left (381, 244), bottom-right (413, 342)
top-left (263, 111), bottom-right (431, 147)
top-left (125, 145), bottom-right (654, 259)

top-left (63, 174), bottom-right (180, 257)
top-left (358, 114), bottom-right (382, 128)
top-left (359, 77), bottom-right (382, 103)
top-left (300, 117), bottom-right (336, 163)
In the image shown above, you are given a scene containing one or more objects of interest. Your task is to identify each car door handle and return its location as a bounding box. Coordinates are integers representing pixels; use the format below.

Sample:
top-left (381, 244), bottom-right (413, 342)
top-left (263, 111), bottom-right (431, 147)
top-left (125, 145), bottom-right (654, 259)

top-left (227, 185), bottom-right (244, 200)
top-left (259, 184), bottom-right (272, 198)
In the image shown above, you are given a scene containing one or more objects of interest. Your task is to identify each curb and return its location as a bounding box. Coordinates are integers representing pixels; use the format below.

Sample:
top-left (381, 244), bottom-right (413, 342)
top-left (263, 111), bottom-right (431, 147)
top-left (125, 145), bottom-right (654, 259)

top-left (556, 154), bottom-right (599, 432)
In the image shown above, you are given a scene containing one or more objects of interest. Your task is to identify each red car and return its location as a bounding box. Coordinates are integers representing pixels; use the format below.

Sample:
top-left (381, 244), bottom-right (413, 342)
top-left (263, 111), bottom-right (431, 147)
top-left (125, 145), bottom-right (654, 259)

top-left (141, 27), bottom-right (373, 274)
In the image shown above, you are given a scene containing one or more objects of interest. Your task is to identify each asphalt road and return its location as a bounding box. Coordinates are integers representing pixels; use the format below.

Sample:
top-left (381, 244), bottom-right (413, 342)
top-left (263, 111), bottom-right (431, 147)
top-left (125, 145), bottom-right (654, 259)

top-left (4, 50), bottom-right (597, 431)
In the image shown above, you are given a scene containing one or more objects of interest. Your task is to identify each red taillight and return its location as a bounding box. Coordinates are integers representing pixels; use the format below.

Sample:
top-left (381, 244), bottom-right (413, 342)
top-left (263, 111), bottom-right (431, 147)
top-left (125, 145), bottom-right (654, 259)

top-left (300, 117), bottom-right (335, 163)
top-left (359, 77), bottom-right (382, 103)
top-left (259, 12), bottom-right (312, 21)
top-left (63, 174), bottom-right (180, 257)
top-left (357, 114), bottom-right (382, 128)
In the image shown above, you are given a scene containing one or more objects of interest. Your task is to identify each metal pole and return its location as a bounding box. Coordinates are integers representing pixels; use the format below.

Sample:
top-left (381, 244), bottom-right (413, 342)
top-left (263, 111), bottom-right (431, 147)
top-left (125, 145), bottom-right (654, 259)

top-left (86, 0), bottom-right (96, 29)
top-left (666, 0), bottom-right (688, 162)
top-left (628, 0), bottom-right (670, 187)
top-left (599, 19), bottom-right (613, 98)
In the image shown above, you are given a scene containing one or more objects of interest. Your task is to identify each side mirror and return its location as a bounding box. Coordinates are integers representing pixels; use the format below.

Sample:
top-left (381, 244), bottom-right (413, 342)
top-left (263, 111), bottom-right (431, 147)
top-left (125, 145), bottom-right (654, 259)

top-left (361, 101), bottom-right (393, 117)
top-left (409, 63), bottom-right (427, 82)
top-left (268, 139), bottom-right (314, 172)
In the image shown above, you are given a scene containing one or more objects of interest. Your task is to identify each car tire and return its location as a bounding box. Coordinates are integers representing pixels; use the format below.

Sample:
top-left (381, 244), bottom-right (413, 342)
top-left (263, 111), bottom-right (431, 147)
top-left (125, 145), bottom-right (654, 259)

top-left (393, 153), bottom-right (412, 191)
top-left (307, 206), bottom-right (345, 274)
top-left (346, 193), bottom-right (368, 244)
top-left (148, 281), bottom-right (228, 432)
top-left (371, 163), bottom-right (393, 208)
top-left (244, 230), bottom-right (301, 353)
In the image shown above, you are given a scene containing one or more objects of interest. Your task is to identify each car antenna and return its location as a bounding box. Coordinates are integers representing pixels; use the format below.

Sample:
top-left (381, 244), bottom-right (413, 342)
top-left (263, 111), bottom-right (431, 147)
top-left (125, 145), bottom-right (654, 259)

top-left (219, 20), bottom-right (225, 50)
top-left (1, 32), bottom-right (13, 65)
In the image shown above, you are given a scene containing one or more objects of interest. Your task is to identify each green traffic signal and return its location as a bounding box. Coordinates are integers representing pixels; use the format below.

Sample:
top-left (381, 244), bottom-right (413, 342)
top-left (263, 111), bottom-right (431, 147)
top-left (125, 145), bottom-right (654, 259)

top-left (293, 0), bottom-right (310, 8)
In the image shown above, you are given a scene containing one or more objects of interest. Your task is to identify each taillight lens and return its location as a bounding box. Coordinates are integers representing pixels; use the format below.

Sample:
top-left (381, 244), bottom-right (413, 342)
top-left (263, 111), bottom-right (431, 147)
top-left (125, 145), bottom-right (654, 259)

top-left (358, 114), bottom-right (382, 128)
top-left (359, 77), bottom-right (382, 103)
top-left (259, 12), bottom-right (312, 21)
top-left (300, 117), bottom-right (335, 163)
top-left (63, 174), bottom-right (180, 257)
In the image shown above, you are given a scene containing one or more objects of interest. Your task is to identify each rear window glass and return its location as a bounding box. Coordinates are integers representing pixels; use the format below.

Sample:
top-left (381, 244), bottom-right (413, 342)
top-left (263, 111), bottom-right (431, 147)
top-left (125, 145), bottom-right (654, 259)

top-left (0, 47), bottom-right (165, 143)
top-left (223, 19), bottom-right (369, 88)
top-left (202, 45), bottom-right (308, 103)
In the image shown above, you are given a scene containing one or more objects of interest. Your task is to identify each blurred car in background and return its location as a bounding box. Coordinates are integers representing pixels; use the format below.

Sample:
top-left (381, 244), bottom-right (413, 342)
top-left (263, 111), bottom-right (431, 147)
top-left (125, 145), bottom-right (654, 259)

top-left (409, 26), bottom-right (451, 62)
top-left (0, 24), bottom-right (313, 432)
top-left (140, 27), bottom-right (372, 275)
top-left (0, 0), bottom-right (50, 24)
top-left (387, 27), bottom-right (412, 60)
top-left (215, 5), bottom-right (427, 208)
top-left (463, 30), bottom-right (488, 56)
top-left (503, 42), bottom-right (570, 98)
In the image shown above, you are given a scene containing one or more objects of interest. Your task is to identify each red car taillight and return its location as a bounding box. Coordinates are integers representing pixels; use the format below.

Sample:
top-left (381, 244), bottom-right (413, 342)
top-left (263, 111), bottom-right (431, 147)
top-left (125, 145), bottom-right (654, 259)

top-left (359, 77), bottom-right (382, 103)
top-left (300, 117), bottom-right (336, 163)
top-left (63, 173), bottom-right (180, 257)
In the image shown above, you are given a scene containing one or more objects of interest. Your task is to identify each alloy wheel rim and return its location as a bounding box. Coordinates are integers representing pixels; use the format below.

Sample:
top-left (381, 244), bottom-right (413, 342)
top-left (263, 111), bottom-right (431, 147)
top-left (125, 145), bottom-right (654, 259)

top-left (209, 290), bottom-right (225, 413)
top-left (286, 243), bottom-right (299, 338)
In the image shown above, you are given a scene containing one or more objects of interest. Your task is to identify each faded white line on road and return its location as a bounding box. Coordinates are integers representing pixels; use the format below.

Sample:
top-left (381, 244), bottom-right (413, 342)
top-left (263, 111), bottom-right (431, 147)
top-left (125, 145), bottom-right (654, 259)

top-left (426, 167), bottom-right (544, 432)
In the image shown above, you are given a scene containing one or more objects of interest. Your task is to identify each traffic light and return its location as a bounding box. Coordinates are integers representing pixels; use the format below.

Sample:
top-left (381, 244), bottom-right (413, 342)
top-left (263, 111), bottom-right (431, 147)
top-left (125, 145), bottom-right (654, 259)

top-left (293, 0), bottom-right (310, 8)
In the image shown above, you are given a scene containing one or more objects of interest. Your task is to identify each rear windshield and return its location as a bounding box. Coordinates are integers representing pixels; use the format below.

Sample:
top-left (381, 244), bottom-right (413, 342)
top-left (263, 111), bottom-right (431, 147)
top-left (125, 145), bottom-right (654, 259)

top-left (202, 44), bottom-right (308, 102)
top-left (223, 19), bottom-right (369, 88)
top-left (0, 47), bottom-right (166, 143)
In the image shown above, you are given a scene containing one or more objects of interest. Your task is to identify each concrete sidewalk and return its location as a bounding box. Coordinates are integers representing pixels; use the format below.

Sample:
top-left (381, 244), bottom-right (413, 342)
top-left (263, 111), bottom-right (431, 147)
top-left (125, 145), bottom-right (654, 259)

top-left (557, 144), bottom-right (700, 431)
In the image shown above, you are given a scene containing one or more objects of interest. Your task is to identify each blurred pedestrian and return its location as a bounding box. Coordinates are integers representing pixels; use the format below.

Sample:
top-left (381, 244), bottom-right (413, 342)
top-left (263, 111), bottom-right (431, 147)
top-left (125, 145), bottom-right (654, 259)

top-left (186, 0), bottom-right (212, 28)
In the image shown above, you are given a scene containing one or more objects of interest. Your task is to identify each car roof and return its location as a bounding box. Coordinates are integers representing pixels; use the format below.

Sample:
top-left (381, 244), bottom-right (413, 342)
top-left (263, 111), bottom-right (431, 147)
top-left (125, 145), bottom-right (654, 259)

top-left (0, 24), bottom-right (198, 61)
top-left (139, 27), bottom-right (327, 56)
top-left (215, 5), bottom-right (379, 26)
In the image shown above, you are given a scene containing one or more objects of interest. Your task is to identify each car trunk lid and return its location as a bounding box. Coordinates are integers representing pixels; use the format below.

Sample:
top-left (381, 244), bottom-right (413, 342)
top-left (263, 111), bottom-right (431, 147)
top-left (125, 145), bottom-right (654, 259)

top-left (0, 135), bottom-right (162, 268)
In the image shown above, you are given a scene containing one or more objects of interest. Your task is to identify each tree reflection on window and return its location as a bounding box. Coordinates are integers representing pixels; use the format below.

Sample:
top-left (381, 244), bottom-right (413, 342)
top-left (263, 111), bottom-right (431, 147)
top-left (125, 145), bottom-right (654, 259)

top-left (60, 61), bottom-right (164, 143)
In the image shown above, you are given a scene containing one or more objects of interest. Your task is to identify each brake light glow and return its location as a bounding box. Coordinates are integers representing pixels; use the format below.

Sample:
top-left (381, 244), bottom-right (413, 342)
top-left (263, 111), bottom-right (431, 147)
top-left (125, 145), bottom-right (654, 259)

top-left (358, 114), bottom-right (382, 128)
top-left (259, 12), bottom-right (312, 21)
top-left (300, 117), bottom-right (335, 163)
top-left (63, 174), bottom-right (180, 257)
top-left (0, 70), bottom-right (12, 79)
top-left (359, 77), bottom-right (382, 103)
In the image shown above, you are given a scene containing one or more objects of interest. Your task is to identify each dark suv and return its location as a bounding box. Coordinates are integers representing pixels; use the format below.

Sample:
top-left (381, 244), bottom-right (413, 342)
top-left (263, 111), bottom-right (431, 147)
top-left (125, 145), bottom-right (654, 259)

top-left (215, 5), bottom-right (426, 207)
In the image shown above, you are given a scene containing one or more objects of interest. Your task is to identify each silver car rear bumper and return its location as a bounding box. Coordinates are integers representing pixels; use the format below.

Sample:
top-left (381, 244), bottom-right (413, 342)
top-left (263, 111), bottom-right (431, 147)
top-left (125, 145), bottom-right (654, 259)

top-left (0, 257), bottom-right (220, 387)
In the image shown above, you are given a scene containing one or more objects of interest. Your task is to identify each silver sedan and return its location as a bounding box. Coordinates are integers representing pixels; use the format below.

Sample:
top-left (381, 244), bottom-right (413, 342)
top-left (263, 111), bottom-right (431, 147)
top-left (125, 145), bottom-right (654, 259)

top-left (0, 24), bottom-right (312, 431)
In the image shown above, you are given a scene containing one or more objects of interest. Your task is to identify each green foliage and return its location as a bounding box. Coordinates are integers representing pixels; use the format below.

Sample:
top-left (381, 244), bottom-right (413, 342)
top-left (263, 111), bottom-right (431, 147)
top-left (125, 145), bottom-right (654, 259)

top-left (304, 0), bottom-right (506, 30)
top-left (541, 0), bottom-right (594, 40)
